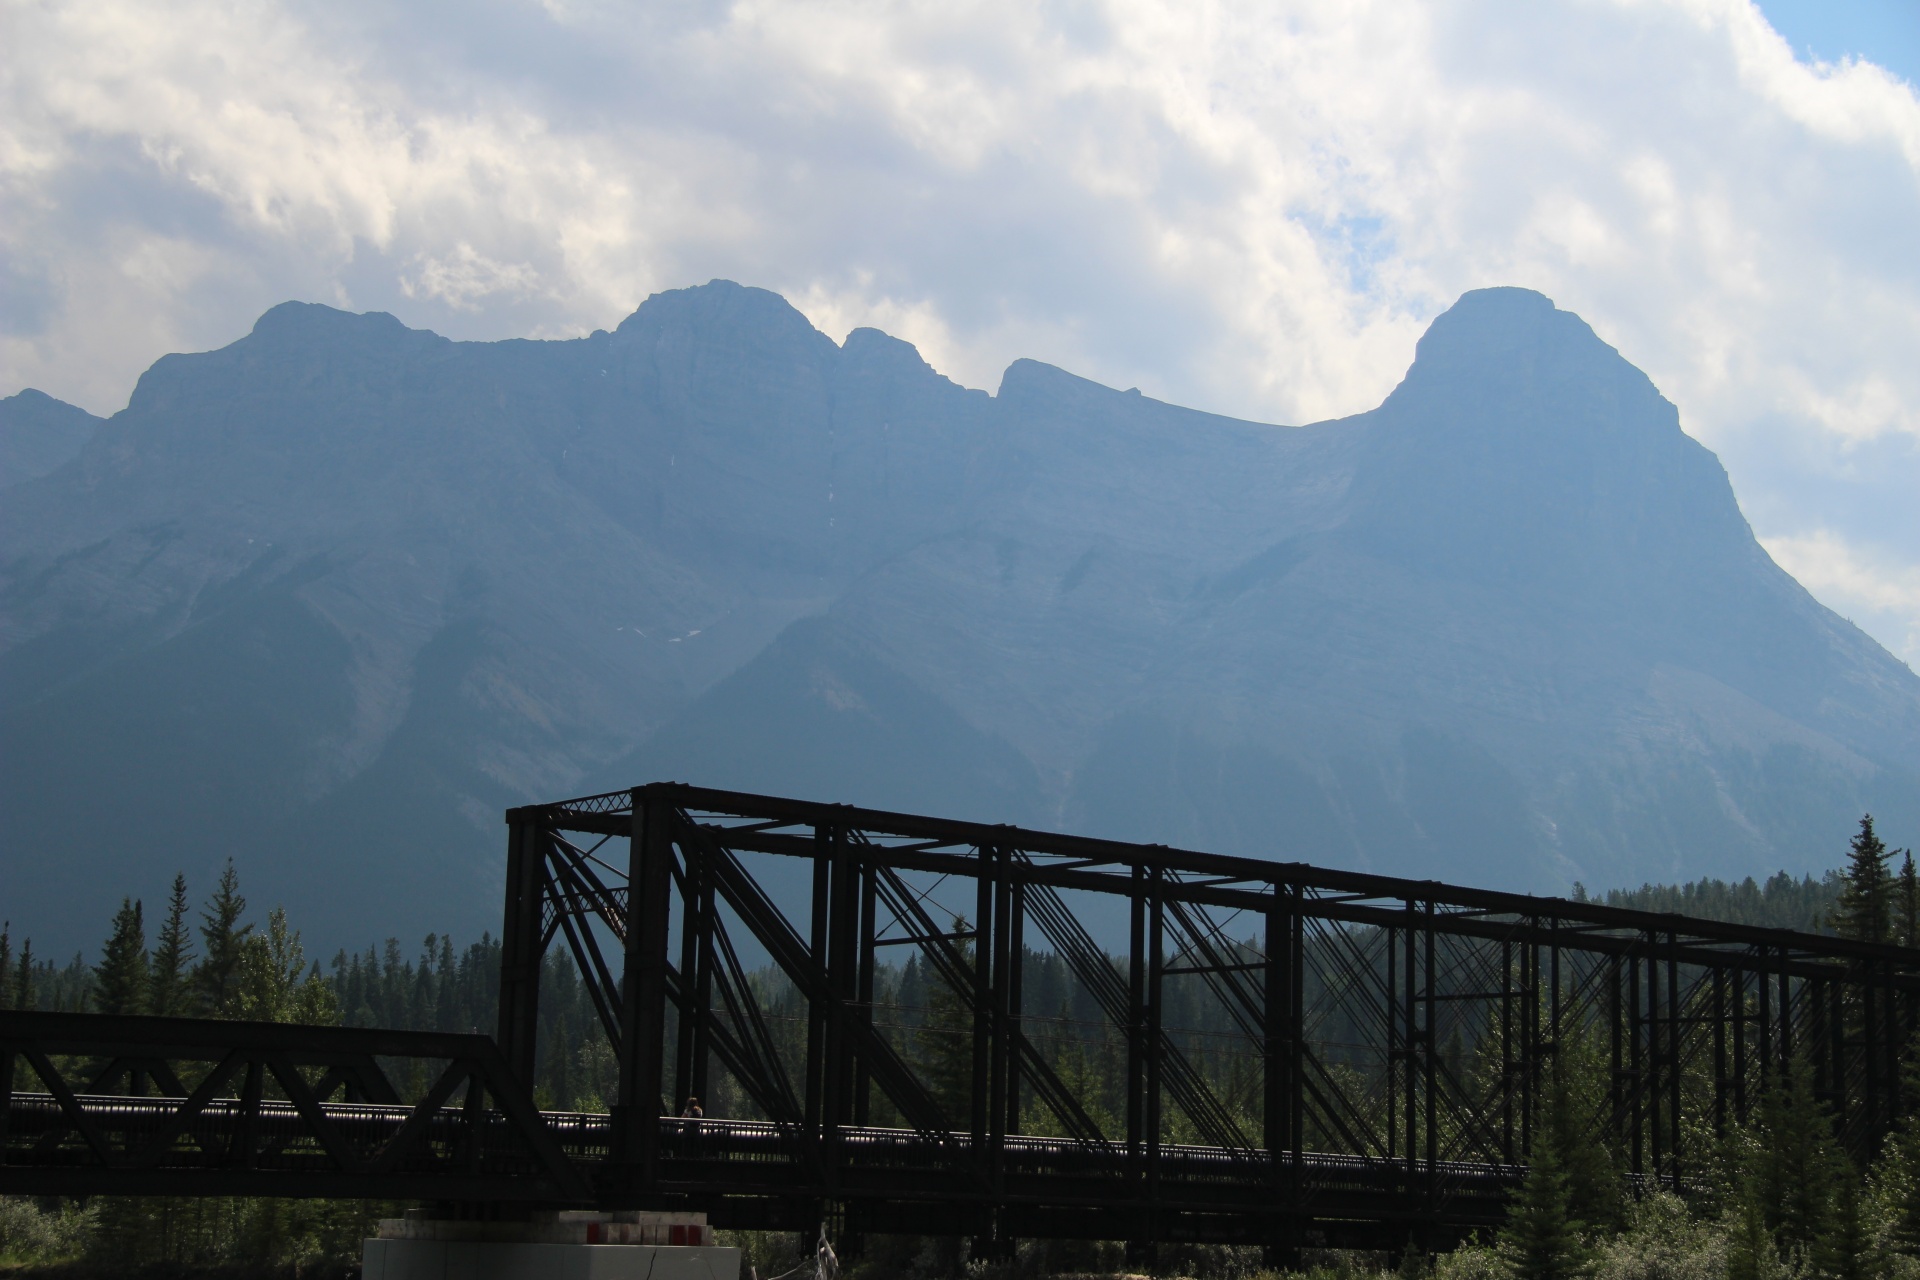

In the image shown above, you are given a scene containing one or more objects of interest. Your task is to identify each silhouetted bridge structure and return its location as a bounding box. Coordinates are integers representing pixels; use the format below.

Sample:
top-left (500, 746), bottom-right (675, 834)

top-left (6, 784), bottom-right (1919, 1254)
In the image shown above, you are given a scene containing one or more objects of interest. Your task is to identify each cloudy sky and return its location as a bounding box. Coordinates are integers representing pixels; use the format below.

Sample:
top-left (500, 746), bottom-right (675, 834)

top-left (5, 0), bottom-right (1918, 661)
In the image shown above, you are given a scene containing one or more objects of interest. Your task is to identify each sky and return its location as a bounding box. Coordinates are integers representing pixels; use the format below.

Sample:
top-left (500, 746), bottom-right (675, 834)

top-left (4, 0), bottom-right (1919, 664)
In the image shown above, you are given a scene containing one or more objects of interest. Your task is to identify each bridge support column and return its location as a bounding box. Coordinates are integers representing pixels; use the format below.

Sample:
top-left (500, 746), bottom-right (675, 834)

top-left (1265, 886), bottom-right (1303, 1215)
top-left (497, 815), bottom-right (547, 1089)
top-left (615, 785), bottom-right (676, 1198)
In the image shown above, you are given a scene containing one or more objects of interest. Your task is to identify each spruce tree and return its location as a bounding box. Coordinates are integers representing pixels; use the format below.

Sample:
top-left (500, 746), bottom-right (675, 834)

top-left (1757, 1055), bottom-right (1840, 1256)
top-left (195, 860), bottom-right (252, 1015)
top-left (913, 916), bottom-right (976, 1122)
top-left (94, 897), bottom-right (150, 1015)
top-left (0, 923), bottom-right (11, 1011)
top-left (12, 937), bottom-right (33, 1009)
top-left (1725, 1177), bottom-right (1777, 1280)
top-left (149, 874), bottom-right (195, 1016)
top-left (1813, 1165), bottom-right (1873, 1279)
top-left (1831, 815), bottom-right (1893, 945)
top-left (1543, 1032), bottom-right (1621, 1231)
top-left (1498, 1119), bottom-right (1591, 1279)
top-left (1877, 1032), bottom-right (1920, 1256)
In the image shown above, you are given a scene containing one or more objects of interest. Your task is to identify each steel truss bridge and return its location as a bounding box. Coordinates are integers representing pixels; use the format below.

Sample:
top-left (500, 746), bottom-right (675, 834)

top-left (5, 783), bottom-right (1920, 1256)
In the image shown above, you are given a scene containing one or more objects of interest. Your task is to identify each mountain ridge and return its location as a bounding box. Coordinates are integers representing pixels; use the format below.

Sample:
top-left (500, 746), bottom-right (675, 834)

top-left (3, 281), bottom-right (1915, 950)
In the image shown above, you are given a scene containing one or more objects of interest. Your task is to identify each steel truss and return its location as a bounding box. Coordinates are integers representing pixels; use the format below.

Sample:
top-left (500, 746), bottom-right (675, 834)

top-left (502, 783), bottom-right (1920, 1250)
top-left (5, 784), bottom-right (1916, 1254)
top-left (0, 1012), bottom-right (589, 1201)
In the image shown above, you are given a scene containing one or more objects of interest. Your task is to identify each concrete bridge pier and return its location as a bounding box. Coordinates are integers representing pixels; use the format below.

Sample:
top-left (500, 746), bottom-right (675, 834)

top-left (362, 1209), bottom-right (740, 1280)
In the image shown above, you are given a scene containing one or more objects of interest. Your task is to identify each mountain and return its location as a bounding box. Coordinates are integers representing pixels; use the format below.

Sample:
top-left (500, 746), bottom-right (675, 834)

top-left (3, 283), bottom-right (1916, 951)
top-left (1, 388), bottom-right (102, 490)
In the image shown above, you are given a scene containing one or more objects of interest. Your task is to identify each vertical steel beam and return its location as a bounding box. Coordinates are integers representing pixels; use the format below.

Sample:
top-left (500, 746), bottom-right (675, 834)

top-left (1386, 915), bottom-right (1399, 1162)
top-left (1004, 881), bottom-right (1025, 1139)
top-left (1629, 953), bottom-right (1644, 1177)
top-left (497, 814), bottom-right (548, 1089)
top-left (854, 862), bottom-right (877, 1128)
top-left (987, 849), bottom-right (1013, 1188)
top-left (972, 848), bottom-right (995, 1151)
top-left (1758, 950), bottom-right (1774, 1094)
top-left (1501, 937), bottom-right (1515, 1163)
top-left (825, 827), bottom-right (859, 1149)
top-left (617, 785), bottom-right (675, 1191)
top-left (1290, 892), bottom-right (1305, 1194)
top-left (1712, 968), bottom-right (1728, 1138)
top-left (1144, 869), bottom-right (1166, 1215)
top-left (1404, 902), bottom-right (1418, 1193)
top-left (1422, 903), bottom-right (1437, 1216)
top-left (1608, 955), bottom-right (1624, 1165)
top-left (673, 841), bottom-right (701, 1113)
top-left (1828, 979), bottom-right (1846, 1132)
top-left (1734, 968), bottom-right (1750, 1126)
top-left (1666, 935), bottom-right (1682, 1183)
top-left (1127, 865), bottom-right (1147, 1183)
top-left (1264, 894), bottom-right (1286, 1186)
top-left (1520, 934), bottom-right (1537, 1159)
top-left (805, 829), bottom-right (830, 1136)
top-left (1778, 956), bottom-right (1794, 1077)
top-left (692, 872), bottom-right (714, 1110)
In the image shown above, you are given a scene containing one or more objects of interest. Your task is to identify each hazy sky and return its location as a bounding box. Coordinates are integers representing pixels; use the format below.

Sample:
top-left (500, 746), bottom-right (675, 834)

top-left (5, 0), bottom-right (1918, 663)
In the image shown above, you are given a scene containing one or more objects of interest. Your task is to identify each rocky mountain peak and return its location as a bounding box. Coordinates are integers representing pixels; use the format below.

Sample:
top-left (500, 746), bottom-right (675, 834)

top-left (2, 284), bottom-right (1915, 950)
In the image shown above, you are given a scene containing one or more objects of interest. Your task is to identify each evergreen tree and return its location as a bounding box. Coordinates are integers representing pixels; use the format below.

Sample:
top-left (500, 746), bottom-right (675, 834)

top-left (13, 937), bottom-right (34, 1009)
top-left (94, 898), bottom-right (149, 1016)
top-left (194, 860), bottom-right (252, 1015)
top-left (1757, 1056), bottom-right (1840, 1255)
top-left (149, 874), bottom-right (196, 1017)
top-left (1543, 1031), bottom-right (1621, 1230)
top-left (1875, 1030), bottom-right (1920, 1256)
top-left (913, 917), bottom-right (976, 1122)
top-left (1813, 1166), bottom-right (1873, 1279)
top-left (1725, 1177), bottom-right (1778, 1280)
top-left (1831, 815), bottom-right (1893, 945)
top-left (1498, 1117), bottom-right (1591, 1279)
top-left (0, 923), bottom-right (11, 1011)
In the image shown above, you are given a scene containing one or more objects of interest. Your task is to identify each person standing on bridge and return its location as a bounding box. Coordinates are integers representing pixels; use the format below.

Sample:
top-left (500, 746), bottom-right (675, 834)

top-left (679, 1096), bottom-right (703, 1153)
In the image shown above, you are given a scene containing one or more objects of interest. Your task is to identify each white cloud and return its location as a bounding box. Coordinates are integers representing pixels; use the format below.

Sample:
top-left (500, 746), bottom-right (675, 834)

top-left (3, 0), bottom-right (1919, 657)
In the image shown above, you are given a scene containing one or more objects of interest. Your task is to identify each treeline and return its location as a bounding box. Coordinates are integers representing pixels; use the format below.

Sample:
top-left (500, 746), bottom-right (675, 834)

top-left (0, 865), bottom-right (376, 1275)
top-left (0, 864), bottom-right (335, 1024)
top-left (1578, 865), bottom-right (1851, 934)
top-left (1480, 815), bottom-right (1920, 1279)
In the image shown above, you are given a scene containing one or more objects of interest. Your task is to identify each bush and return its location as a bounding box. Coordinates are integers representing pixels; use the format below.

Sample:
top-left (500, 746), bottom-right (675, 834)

top-left (0, 1198), bottom-right (96, 1265)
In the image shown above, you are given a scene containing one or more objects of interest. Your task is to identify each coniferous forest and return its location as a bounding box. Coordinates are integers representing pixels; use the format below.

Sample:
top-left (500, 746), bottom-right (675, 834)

top-left (5, 821), bottom-right (1920, 1279)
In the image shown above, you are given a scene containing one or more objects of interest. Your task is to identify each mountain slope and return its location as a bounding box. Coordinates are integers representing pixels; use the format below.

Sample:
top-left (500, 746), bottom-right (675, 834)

top-left (3, 282), bottom-right (1915, 949)
top-left (1, 388), bottom-right (102, 490)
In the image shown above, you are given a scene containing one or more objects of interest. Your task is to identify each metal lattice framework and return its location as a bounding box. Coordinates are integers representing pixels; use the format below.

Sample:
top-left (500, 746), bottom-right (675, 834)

top-left (0, 1013), bottom-right (590, 1201)
top-left (497, 783), bottom-right (1920, 1249)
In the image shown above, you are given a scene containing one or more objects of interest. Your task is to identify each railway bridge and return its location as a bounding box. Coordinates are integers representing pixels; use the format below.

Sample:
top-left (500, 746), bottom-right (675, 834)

top-left (5, 783), bottom-right (1918, 1255)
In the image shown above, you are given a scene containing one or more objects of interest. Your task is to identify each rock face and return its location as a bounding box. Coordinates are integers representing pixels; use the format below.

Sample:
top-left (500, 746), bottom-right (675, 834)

top-left (3, 282), bottom-right (1915, 949)
top-left (1, 388), bottom-right (102, 489)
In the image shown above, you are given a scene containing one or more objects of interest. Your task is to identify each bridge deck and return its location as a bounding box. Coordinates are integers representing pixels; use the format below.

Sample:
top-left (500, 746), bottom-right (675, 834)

top-left (1, 1092), bottom-right (1512, 1244)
